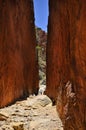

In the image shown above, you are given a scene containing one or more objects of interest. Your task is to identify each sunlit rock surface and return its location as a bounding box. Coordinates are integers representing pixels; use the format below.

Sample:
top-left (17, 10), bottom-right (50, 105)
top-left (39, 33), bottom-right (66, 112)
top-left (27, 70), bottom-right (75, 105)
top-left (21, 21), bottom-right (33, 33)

top-left (35, 27), bottom-right (47, 86)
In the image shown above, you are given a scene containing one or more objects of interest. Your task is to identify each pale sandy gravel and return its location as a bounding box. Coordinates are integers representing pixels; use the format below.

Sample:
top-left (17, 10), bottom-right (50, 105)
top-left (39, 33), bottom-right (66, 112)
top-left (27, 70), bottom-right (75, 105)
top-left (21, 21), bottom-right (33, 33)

top-left (0, 95), bottom-right (63, 130)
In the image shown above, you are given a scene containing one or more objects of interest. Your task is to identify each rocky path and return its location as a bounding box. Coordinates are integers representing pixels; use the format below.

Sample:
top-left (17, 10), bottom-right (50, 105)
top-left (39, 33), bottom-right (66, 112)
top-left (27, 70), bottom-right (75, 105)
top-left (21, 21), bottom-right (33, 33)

top-left (0, 95), bottom-right (63, 130)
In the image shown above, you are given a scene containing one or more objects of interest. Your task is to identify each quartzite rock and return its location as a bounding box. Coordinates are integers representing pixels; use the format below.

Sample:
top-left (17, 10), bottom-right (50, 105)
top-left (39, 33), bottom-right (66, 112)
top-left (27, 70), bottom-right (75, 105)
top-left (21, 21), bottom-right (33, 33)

top-left (46, 0), bottom-right (86, 129)
top-left (0, 0), bottom-right (38, 108)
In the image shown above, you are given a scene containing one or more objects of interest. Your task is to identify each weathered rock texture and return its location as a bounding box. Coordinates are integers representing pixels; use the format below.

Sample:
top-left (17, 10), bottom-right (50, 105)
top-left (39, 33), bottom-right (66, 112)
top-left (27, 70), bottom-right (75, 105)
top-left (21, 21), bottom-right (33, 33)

top-left (46, 0), bottom-right (86, 129)
top-left (0, 0), bottom-right (38, 108)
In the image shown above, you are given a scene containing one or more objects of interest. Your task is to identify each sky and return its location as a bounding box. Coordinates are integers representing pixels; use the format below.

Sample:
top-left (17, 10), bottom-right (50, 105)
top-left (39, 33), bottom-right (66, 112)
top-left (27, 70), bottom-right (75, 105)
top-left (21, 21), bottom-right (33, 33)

top-left (33, 0), bottom-right (49, 32)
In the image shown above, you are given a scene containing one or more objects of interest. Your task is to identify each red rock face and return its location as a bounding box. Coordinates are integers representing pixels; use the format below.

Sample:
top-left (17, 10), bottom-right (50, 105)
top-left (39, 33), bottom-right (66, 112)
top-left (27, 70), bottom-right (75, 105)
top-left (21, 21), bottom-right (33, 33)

top-left (0, 1), bottom-right (38, 108)
top-left (46, 0), bottom-right (70, 102)
top-left (46, 0), bottom-right (86, 129)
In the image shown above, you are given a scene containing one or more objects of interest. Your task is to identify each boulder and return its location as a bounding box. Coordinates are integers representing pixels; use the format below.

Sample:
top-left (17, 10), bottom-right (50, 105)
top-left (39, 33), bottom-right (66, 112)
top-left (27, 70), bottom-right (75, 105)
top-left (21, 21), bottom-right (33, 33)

top-left (27, 95), bottom-right (52, 108)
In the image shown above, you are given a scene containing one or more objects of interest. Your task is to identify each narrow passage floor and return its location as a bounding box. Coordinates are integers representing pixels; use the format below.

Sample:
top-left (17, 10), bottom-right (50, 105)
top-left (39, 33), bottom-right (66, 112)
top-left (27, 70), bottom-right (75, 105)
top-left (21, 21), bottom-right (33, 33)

top-left (0, 95), bottom-right (63, 130)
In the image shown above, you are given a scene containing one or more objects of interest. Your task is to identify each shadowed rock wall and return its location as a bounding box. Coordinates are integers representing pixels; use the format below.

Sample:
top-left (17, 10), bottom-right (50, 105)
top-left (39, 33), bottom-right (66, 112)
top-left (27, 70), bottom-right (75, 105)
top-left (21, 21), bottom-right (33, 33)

top-left (46, 0), bottom-right (86, 129)
top-left (0, 0), bottom-right (38, 108)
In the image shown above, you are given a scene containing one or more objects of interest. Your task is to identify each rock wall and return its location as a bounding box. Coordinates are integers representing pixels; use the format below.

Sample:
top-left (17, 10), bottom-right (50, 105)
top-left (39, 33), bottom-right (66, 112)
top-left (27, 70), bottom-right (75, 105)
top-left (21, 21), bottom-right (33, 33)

top-left (46, 0), bottom-right (86, 129)
top-left (0, 0), bottom-right (38, 108)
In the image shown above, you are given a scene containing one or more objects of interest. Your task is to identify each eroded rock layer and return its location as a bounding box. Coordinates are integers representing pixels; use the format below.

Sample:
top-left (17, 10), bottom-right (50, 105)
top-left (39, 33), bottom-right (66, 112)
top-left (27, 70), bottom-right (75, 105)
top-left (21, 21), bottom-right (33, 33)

top-left (0, 0), bottom-right (38, 108)
top-left (46, 0), bottom-right (86, 129)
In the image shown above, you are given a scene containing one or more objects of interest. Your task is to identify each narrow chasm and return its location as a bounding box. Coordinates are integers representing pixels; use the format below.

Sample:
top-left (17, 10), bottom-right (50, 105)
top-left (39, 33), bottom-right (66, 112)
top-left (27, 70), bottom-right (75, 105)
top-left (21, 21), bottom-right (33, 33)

top-left (0, 0), bottom-right (64, 130)
top-left (35, 27), bottom-right (47, 95)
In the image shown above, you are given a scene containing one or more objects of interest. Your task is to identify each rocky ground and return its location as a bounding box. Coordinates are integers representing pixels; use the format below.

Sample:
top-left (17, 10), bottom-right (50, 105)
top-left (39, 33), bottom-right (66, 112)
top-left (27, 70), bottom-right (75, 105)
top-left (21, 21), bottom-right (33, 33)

top-left (0, 95), bottom-right (63, 130)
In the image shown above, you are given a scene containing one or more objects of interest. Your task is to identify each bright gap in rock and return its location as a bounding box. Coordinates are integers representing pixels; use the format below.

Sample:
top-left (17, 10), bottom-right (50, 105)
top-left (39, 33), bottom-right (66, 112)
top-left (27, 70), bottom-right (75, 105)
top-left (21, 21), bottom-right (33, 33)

top-left (33, 0), bottom-right (49, 94)
top-left (33, 0), bottom-right (49, 32)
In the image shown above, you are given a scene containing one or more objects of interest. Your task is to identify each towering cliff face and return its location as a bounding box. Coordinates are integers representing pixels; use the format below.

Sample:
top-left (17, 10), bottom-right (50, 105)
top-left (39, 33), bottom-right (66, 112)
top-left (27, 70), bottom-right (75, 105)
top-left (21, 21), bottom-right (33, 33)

top-left (46, 0), bottom-right (70, 102)
top-left (46, 0), bottom-right (86, 129)
top-left (0, 0), bottom-right (38, 108)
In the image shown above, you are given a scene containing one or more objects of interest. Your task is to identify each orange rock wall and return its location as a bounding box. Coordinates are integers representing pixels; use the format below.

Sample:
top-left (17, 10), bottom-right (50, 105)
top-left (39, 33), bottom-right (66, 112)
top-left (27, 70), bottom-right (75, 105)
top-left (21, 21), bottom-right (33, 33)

top-left (46, 0), bottom-right (86, 129)
top-left (0, 0), bottom-right (38, 108)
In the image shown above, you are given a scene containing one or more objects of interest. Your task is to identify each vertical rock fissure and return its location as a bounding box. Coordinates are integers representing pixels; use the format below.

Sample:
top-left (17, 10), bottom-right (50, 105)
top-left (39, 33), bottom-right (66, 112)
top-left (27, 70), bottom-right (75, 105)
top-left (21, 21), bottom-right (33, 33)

top-left (35, 27), bottom-right (47, 95)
